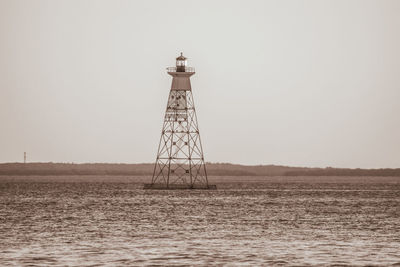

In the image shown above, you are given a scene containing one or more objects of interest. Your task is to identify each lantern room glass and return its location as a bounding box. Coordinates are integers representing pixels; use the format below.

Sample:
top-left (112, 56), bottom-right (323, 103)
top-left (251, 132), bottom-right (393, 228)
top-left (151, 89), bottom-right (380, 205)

top-left (176, 59), bottom-right (187, 67)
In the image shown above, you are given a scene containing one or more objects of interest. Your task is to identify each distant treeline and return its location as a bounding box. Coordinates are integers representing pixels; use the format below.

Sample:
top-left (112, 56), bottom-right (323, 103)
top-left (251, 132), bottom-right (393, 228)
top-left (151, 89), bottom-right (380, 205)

top-left (0, 163), bottom-right (399, 177)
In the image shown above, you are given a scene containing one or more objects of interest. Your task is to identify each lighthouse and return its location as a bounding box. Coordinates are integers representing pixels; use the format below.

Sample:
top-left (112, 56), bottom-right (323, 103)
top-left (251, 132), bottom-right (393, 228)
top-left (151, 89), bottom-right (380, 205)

top-left (144, 53), bottom-right (216, 189)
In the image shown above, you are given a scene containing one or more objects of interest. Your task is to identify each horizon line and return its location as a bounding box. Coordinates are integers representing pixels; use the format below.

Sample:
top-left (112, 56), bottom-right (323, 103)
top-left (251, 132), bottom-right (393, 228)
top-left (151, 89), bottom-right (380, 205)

top-left (0, 161), bottom-right (399, 170)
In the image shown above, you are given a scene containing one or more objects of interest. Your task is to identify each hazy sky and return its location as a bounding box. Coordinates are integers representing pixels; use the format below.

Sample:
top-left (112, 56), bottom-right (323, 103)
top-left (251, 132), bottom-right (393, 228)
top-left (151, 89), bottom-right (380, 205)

top-left (0, 0), bottom-right (399, 168)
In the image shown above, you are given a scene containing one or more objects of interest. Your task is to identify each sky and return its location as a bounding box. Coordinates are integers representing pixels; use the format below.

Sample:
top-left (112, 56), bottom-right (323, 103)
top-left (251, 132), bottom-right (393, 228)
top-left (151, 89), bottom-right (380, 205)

top-left (0, 0), bottom-right (399, 168)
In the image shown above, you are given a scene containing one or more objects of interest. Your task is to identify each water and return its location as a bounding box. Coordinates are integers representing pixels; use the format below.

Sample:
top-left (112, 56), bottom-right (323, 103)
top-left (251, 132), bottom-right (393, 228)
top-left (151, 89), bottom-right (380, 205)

top-left (1, 176), bottom-right (399, 266)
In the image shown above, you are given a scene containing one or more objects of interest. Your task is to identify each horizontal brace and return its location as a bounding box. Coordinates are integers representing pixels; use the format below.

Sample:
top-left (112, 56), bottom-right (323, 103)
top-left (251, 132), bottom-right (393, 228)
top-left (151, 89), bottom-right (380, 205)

top-left (157, 157), bottom-right (205, 160)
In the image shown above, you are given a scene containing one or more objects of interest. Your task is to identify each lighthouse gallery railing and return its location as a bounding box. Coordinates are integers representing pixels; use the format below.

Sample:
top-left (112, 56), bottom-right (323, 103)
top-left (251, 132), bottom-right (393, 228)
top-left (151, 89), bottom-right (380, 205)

top-left (166, 67), bottom-right (195, 72)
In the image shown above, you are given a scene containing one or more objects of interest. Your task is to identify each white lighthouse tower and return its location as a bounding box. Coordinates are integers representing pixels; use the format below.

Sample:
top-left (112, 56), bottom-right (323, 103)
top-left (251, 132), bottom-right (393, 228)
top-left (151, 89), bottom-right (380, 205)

top-left (144, 53), bottom-right (215, 189)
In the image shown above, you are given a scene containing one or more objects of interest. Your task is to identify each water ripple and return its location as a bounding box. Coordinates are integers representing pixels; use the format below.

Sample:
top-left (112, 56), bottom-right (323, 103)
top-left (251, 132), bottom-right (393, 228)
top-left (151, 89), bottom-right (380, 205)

top-left (0, 176), bottom-right (399, 266)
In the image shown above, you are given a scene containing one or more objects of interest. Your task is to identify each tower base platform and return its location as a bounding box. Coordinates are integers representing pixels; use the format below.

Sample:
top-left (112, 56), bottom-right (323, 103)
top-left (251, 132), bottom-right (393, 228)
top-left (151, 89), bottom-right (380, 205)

top-left (143, 183), bottom-right (217, 190)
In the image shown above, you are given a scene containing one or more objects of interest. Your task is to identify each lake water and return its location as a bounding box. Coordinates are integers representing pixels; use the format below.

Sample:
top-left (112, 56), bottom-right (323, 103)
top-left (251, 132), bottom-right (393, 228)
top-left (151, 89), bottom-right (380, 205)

top-left (1, 176), bottom-right (399, 266)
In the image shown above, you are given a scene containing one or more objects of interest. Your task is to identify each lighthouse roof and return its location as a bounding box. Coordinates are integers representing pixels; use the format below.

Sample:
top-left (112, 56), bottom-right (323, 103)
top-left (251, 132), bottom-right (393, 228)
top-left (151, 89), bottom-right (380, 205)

top-left (176, 52), bottom-right (187, 60)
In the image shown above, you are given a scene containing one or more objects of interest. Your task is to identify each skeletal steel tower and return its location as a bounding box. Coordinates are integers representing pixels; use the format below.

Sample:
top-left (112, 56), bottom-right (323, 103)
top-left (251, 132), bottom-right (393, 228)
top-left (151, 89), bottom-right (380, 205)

top-left (144, 53), bottom-right (215, 189)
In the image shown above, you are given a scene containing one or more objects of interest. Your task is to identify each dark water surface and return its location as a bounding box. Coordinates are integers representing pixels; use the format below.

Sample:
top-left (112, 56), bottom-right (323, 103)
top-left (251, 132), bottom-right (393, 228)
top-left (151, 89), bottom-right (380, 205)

top-left (1, 176), bottom-right (399, 266)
